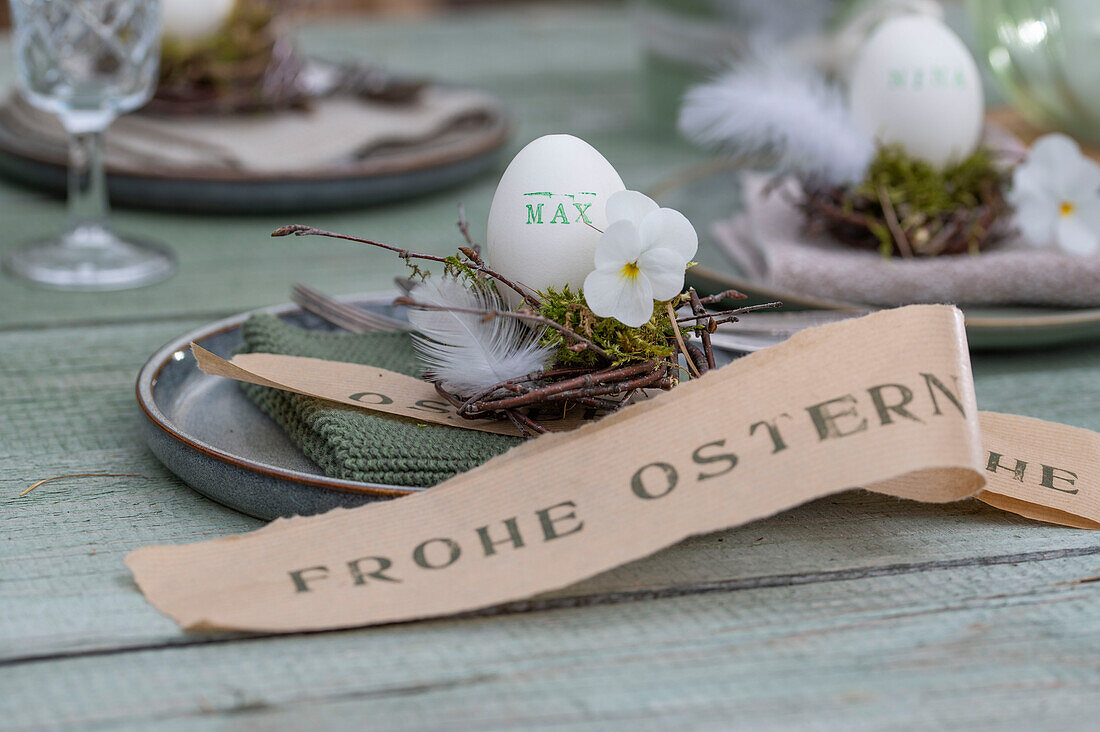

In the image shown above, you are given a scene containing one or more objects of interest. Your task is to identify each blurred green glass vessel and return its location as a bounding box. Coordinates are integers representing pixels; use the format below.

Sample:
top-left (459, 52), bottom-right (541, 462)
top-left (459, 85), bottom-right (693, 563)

top-left (970, 0), bottom-right (1100, 143)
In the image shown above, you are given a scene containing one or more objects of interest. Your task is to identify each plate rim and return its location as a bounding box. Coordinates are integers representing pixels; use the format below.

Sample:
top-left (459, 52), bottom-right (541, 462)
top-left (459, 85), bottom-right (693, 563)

top-left (688, 263), bottom-right (1100, 329)
top-left (656, 161), bottom-right (1100, 332)
top-left (136, 293), bottom-right (425, 498)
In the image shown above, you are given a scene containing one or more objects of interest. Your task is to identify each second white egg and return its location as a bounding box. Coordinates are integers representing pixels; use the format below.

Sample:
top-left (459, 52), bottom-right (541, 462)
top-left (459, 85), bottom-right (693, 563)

top-left (849, 15), bottom-right (984, 168)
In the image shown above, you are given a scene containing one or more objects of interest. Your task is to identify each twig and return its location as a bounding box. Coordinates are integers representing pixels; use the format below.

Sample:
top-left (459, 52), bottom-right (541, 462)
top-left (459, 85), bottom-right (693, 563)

top-left (273, 224), bottom-right (542, 308)
top-left (565, 395), bottom-right (628, 411)
top-left (676, 301), bottom-right (783, 323)
top-left (876, 183), bottom-right (913, 258)
top-left (433, 361), bottom-right (669, 435)
top-left (504, 410), bottom-right (534, 437)
top-left (459, 367), bottom-right (592, 412)
top-left (688, 288), bottom-right (716, 371)
top-left (273, 224), bottom-right (449, 263)
top-left (923, 212), bottom-right (965, 257)
top-left (505, 410), bottom-right (548, 436)
top-left (684, 341), bottom-right (709, 375)
top-left (801, 195), bottom-right (883, 229)
top-left (802, 178), bottom-right (1008, 258)
top-left (457, 203), bottom-right (476, 248)
top-left (538, 370), bottom-right (666, 402)
top-left (20, 473), bottom-right (146, 497)
top-left (666, 302), bottom-right (700, 378)
top-left (453, 243), bottom-right (542, 308)
top-left (461, 362), bottom-right (662, 413)
top-left (697, 289), bottom-right (748, 305)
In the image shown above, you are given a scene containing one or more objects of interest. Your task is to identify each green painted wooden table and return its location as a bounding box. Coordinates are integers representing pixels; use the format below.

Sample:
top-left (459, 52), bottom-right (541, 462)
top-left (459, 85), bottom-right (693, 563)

top-left (2, 7), bottom-right (1099, 729)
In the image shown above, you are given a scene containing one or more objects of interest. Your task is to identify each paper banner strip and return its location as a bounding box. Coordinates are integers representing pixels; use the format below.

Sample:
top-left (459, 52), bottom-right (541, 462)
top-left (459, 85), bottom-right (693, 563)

top-left (977, 412), bottom-right (1099, 530)
top-left (129, 306), bottom-right (1098, 633)
top-left (192, 345), bottom-right (600, 436)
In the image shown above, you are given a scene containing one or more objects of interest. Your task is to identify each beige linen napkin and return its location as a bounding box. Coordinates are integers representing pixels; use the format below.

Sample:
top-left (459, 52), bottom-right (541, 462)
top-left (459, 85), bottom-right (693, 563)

top-left (713, 174), bottom-right (1100, 307)
top-left (1, 87), bottom-right (500, 175)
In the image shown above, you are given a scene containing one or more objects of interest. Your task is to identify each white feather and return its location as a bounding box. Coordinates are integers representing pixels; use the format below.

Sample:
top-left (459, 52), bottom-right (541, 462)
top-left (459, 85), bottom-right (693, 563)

top-left (406, 278), bottom-right (554, 396)
top-left (678, 55), bottom-right (874, 185)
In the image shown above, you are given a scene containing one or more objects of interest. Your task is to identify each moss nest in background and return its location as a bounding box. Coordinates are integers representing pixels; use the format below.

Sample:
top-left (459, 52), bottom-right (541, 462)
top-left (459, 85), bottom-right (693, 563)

top-left (158, 0), bottom-right (275, 80)
top-left (800, 145), bottom-right (1012, 257)
top-left (153, 0), bottom-right (304, 115)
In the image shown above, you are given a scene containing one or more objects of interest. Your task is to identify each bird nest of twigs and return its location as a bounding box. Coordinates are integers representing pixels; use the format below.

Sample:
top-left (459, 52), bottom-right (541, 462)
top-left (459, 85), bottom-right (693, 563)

top-left (799, 145), bottom-right (1013, 258)
top-left (422, 284), bottom-right (754, 438)
top-left (151, 0), bottom-right (301, 115)
top-left (273, 216), bottom-right (780, 438)
top-left (151, 0), bottom-right (423, 116)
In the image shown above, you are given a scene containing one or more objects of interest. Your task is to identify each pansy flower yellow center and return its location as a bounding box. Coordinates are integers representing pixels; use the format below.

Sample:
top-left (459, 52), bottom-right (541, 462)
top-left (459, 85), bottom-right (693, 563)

top-left (1060, 200), bottom-right (1076, 217)
top-left (621, 261), bottom-right (640, 279)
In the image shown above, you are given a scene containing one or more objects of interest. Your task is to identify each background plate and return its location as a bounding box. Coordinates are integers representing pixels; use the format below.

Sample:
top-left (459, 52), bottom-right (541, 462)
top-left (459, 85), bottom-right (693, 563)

top-left (661, 164), bottom-right (1100, 350)
top-left (138, 294), bottom-right (424, 521)
top-left (0, 100), bottom-right (509, 214)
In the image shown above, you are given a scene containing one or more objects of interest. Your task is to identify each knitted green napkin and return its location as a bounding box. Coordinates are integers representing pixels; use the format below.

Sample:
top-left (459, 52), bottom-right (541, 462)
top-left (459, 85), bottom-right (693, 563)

top-left (239, 313), bottom-right (521, 487)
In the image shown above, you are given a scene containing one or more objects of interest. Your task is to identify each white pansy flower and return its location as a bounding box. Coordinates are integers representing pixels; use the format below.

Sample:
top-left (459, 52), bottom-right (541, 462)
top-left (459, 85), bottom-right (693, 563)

top-left (1008, 133), bottom-right (1100, 257)
top-left (583, 190), bottom-right (698, 327)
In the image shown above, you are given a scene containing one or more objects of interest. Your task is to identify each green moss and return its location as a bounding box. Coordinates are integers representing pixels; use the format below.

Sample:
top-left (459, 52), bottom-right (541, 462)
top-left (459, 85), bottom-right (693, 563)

top-left (441, 255), bottom-right (484, 287)
top-left (537, 286), bottom-right (681, 368)
top-left (858, 145), bottom-right (1000, 215)
top-left (402, 257), bottom-right (693, 369)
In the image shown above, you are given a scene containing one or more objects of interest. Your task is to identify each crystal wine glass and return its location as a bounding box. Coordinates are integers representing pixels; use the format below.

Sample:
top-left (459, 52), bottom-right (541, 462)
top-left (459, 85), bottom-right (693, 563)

top-left (3, 0), bottom-right (174, 290)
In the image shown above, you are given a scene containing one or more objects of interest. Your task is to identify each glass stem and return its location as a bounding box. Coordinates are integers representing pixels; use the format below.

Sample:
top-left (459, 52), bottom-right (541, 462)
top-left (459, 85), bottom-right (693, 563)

top-left (66, 129), bottom-right (111, 238)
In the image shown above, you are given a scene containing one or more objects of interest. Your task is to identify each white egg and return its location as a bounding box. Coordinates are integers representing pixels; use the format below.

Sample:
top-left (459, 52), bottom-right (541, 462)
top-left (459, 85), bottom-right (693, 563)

top-left (162, 0), bottom-right (236, 42)
top-left (849, 15), bottom-right (984, 167)
top-left (486, 135), bottom-right (625, 303)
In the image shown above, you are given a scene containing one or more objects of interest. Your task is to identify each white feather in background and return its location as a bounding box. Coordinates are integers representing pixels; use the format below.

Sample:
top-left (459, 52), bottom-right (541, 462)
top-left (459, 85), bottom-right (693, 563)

top-left (678, 55), bottom-right (874, 186)
top-left (407, 278), bottom-right (553, 396)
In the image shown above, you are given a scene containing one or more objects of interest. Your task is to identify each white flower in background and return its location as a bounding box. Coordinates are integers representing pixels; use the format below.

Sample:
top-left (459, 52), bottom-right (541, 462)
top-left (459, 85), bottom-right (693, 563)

top-left (1008, 133), bottom-right (1100, 257)
top-left (583, 190), bottom-right (698, 327)
top-left (162, 0), bottom-right (236, 42)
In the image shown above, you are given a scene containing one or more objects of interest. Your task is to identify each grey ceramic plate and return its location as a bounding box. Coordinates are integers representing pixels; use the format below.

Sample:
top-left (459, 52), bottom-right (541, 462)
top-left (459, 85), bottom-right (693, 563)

top-left (0, 101), bottom-right (509, 214)
top-left (137, 293), bottom-right (747, 521)
top-left (138, 293), bottom-right (424, 521)
top-left (658, 163), bottom-right (1100, 350)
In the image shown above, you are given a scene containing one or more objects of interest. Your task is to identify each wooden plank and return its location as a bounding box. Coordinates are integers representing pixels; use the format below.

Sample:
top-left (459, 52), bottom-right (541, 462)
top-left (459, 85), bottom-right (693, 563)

top-left (2, 319), bottom-right (1098, 660)
top-left (2, 9), bottom-right (1099, 728)
top-left (2, 554), bottom-right (1098, 729)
